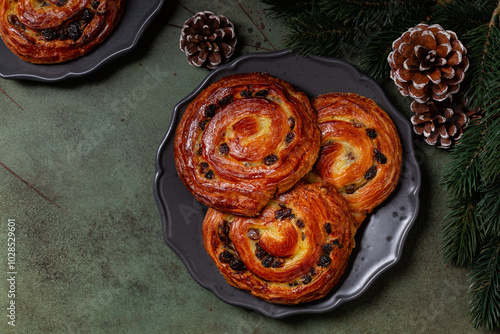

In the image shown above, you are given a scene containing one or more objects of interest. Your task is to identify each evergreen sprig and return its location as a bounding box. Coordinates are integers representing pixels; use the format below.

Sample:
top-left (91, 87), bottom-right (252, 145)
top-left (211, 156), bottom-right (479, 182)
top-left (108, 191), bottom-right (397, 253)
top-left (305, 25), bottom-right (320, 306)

top-left (440, 120), bottom-right (486, 200)
top-left (262, 0), bottom-right (434, 63)
top-left (477, 182), bottom-right (500, 236)
top-left (431, 0), bottom-right (498, 37)
top-left (361, 29), bottom-right (403, 79)
top-left (479, 117), bottom-right (500, 185)
top-left (262, 0), bottom-right (500, 330)
top-left (260, 0), bottom-right (315, 21)
top-left (441, 195), bottom-right (482, 267)
top-left (283, 6), bottom-right (363, 58)
top-left (441, 102), bottom-right (499, 332)
top-left (318, 0), bottom-right (434, 30)
top-left (468, 236), bottom-right (500, 330)
top-left (461, 22), bottom-right (500, 110)
top-left (439, 10), bottom-right (500, 323)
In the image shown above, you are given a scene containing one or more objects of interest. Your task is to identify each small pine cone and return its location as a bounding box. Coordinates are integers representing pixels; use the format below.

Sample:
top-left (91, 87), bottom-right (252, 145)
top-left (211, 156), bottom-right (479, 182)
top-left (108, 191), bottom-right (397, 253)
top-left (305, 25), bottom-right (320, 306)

top-left (388, 23), bottom-right (469, 103)
top-left (410, 96), bottom-right (478, 149)
top-left (179, 11), bottom-right (237, 70)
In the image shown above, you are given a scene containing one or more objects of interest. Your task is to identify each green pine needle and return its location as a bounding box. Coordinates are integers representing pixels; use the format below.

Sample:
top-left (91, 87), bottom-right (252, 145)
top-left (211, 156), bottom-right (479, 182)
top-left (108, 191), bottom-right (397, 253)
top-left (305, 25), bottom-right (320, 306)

top-left (359, 15), bottom-right (432, 80)
top-left (477, 184), bottom-right (500, 236)
top-left (439, 3), bottom-right (500, 329)
top-left (360, 29), bottom-right (401, 79)
top-left (283, 7), bottom-right (363, 58)
top-left (260, 0), bottom-right (315, 21)
top-left (263, 0), bottom-right (435, 61)
top-left (479, 116), bottom-right (500, 186)
top-left (440, 120), bottom-right (486, 199)
top-left (318, 0), bottom-right (435, 30)
top-left (468, 236), bottom-right (500, 330)
top-left (462, 23), bottom-right (500, 111)
top-left (431, 0), bottom-right (497, 37)
top-left (441, 197), bottom-right (482, 267)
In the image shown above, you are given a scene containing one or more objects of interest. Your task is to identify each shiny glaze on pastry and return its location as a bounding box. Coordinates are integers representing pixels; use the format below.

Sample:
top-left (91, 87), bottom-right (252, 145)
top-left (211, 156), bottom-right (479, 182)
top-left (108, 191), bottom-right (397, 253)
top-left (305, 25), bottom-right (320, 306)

top-left (174, 72), bottom-right (320, 217)
top-left (312, 93), bottom-right (402, 229)
top-left (202, 180), bottom-right (355, 304)
top-left (0, 0), bottom-right (124, 63)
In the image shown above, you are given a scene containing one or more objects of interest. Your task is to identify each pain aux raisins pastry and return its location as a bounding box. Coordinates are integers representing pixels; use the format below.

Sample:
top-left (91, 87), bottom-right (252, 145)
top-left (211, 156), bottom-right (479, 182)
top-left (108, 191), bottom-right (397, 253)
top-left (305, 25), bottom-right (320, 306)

top-left (0, 0), bottom-right (124, 64)
top-left (202, 180), bottom-right (355, 304)
top-left (174, 72), bottom-right (321, 217)
top-left (312, 93), bottom-right (403, 229)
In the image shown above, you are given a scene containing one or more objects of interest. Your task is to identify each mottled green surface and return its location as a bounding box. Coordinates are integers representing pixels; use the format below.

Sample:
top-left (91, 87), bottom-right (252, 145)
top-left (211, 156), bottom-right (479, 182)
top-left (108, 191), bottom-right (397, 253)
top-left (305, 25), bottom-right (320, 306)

top-left (0, 1), bottom-right (494, 333)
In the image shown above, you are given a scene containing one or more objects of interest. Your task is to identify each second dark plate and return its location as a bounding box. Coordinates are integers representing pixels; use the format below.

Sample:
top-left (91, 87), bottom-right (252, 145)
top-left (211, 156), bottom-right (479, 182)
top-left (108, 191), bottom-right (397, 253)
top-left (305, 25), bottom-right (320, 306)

top-left (0, 0), bottom-right (164, 82)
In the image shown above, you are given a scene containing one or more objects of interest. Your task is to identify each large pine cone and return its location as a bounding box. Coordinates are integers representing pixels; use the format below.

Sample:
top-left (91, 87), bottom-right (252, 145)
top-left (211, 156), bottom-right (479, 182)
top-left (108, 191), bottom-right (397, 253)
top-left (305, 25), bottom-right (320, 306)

top-left (410, 96), bottom-right (479, 149)
top-left (179, 11), bottom-right (237, 70)
top-left (388, 24), bottom-right (469, 103)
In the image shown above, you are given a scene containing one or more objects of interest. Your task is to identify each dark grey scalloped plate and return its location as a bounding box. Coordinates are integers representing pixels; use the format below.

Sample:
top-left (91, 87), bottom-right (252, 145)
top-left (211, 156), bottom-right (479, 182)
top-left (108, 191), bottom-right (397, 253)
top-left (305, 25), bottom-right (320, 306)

top-left (154, 50), bottom-right (421, 318)
top-left (0, 0), bottom-right (164, 82)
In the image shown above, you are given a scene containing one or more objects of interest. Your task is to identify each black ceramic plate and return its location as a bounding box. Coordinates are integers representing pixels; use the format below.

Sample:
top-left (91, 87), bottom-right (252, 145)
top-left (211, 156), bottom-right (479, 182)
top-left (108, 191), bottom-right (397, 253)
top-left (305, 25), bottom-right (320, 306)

top-left (154, 50), bottom-right (421, 318)
top-left (0, 0), bottom-right (164, 82)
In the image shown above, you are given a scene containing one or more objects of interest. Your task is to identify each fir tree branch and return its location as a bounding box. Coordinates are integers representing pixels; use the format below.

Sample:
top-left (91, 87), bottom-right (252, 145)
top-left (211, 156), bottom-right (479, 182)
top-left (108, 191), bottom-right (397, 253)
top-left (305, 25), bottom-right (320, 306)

top-left (439, 4), bottom-right (500, 329)
top-left (492, 0), bottom-right (500, 25)
top-left (440, 120), bottom-right (486, 199)
top-left (283, 7), bottom-right (365, 57)
top-left (441, 197), bottom-right (482, 267)
top-left (440, 115), bottom-right (499, 267)
top-left (262, 0), bottom-right (435, 61)
top-left (359, 11), bottom-right (434, 80)
top-left (319, 0), bottom-right (435, 30)
top-left (461, 8), bottom-right (500, 111)
top-left (360, 29), bottom-right (402, 79)
top-left (468, 236), bottom-right (500, 331)
top-left (260, 0), bottom-right (316, 21)
top-left (477, 183), bottom-right (500, 236)
top-left (431, 0), bottom-right (497, 37)
top-left (479, 116), bottom-right (500, 186)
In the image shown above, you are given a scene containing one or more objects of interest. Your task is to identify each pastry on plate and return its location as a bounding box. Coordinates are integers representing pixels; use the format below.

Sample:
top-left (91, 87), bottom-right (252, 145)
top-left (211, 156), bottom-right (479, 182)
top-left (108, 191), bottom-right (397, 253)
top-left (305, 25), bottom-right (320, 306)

top-left (312, 93), bottom-right (402, 229)
top-left (0, 0), bottom-right (125, 63)
top-left (202, 179), bottom-right (355, 304)
top-left (174, 72), bottom-right (320, 217)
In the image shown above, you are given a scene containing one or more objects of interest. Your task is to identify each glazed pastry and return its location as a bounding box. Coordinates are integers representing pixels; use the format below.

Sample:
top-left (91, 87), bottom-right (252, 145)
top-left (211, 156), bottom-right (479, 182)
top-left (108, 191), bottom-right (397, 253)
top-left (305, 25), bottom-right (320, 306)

top-left (0, 0), bottom-right (124, 63)
top-left (312, 93), bottom-right (402, 229)
top-left (202, 180), bottom-right (355, 304)
top-left (174, 72), bottom-right (320, 217)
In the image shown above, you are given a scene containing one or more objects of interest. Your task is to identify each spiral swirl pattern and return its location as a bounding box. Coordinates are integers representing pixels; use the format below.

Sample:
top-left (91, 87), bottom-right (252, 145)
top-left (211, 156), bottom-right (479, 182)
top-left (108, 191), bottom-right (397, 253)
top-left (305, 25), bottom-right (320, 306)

top-left (202, 180), bottom-right (355, 304)
top-left (174, 72), bottom-right (320, 217)
top-left (0, 0), bottom-right (124, 63)
top-left (312, 93), bottom-right (402, 229)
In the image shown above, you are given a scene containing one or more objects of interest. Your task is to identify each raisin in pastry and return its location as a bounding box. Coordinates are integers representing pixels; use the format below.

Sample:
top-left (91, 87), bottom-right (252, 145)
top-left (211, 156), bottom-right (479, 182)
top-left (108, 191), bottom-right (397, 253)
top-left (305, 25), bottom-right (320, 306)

top-left (174, 72), bottom-right (321, 217)
top-left (312, 93), bottom-right (403, 229)
top-left (202, 180), bottom-right (355, 304)
top-left (0, 0), bottom-right (124, 64)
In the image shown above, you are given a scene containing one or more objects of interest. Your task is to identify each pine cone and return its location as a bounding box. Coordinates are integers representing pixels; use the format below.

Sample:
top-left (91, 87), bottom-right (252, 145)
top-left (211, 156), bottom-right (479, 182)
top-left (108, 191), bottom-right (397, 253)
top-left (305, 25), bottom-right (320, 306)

top-left (410, 96), bottom-right (479, 149)
top-left (179, 11), bottom-right (237, 70)
top-left (388, 23), bottom-right (469, 103)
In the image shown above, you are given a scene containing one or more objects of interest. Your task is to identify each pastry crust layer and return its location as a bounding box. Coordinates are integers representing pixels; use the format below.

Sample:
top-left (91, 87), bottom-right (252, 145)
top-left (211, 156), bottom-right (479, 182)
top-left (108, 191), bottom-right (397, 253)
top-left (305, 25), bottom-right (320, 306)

top-left (312, 93), bottom-right (403, 229)
top-left (202, 180), bottom-right (355, 304)
top-left (174, 72), bottom-right (321, 217)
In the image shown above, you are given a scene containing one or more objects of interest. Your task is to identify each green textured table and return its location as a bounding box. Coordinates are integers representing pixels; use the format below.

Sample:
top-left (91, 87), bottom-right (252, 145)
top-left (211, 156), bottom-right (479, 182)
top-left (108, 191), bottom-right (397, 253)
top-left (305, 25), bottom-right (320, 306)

top-left (0, 1), bottom-right (493, 333)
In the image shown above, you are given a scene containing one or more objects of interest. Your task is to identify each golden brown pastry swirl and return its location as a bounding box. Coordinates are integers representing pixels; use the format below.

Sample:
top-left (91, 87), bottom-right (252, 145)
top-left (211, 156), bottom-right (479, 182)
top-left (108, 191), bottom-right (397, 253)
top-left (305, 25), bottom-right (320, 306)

top-left (0, 0), bottom-right (124, 63)
top-left (312, 93), bottom-right (403, 229)
top-left (174, 72), bottom-right (321, 217)
top-left (202, 180), bottom-right (355, 304)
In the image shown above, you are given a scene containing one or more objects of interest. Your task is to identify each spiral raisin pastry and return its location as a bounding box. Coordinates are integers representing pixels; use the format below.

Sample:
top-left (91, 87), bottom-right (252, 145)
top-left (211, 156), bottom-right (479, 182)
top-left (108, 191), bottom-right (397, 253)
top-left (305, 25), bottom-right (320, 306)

top-left (0, 0), bottom-right (124, 63)
top-left (203, 180), bottom-right (355, 304)
top-left (312, 93), bottom-right (402, 229)
top-left (174, 72), bottom-right (321, 217)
